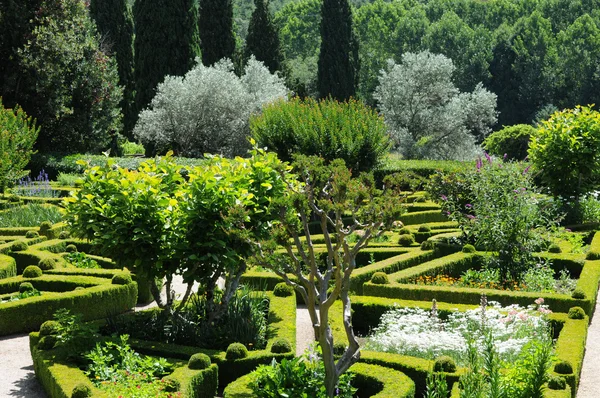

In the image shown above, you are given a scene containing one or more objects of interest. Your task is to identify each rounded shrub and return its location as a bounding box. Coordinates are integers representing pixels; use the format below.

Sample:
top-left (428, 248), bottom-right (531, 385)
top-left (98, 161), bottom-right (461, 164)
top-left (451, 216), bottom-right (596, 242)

top-left (39, 320), bottom-right (61, 336)
top-left (25, 230), bottom-right (39, 239)
top-left (554, 360), bottom-right (573, 374)
top-left (112, 273), bottom-right (133, 285)
top-left (433, 356), bottom-right (457, 373)
top-left (273, 282), bottom-right (294, 297)
top-left (59, 231), bottom-right (70, 239)
top-left (333, 342), bottom-right (347, 356)
top-left (398, 227), bottom-right (411, 235)
top-left (548, 244), bottom-right (562, 253)
top-left (568, 306), bottom-right (586, 320)
top-left (38, 335), bottom-right (58, 350)
top-left (398, 234), bottom-right (415, 247)
top-left (547, 375), bottom-right (567, 390)
top-left (483, 124), bottom-right (534, 161)
top-left (38, 257), bottom-right (57, 270)
top-left (418, 225), bottom-right (431, 233)
top-left (10, 241), bottom-right (28, 252)
top-left (226, 343), bottom-right (248, 360)
top-left (188, 353), bottom-right (211, 370)
top-left (271, 338), bottom-right (292, 354)
top-left (39, 221), bottom-right (53, 235)
top-left (23, 265), bottom-right (43, 278)
top-left (71, 383), bottom-right (93, 398)
top-left (19, 282), bottom-right (34, 293)
top-left (572, 288), bottom-right (586, 299)
top-left (462, 244), bottom-right (476, 253)
top-left (65, 244), bottom-right (78, 253)
top-left (421, 240), bottom-right (435, 251)
top-left (370, 272), bottom-right (389, 285)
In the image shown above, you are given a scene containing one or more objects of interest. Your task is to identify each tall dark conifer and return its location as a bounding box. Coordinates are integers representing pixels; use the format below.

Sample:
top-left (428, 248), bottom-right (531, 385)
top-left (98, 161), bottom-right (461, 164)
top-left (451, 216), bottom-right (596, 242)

top-left (198, 0), bottom-right (236, 66)
top-left (133, 0), bottom-right (200, 120)
top-left (90, 0), bottom-right (136, 137)
top-left (244, 0), bottom-right (282, 73)
top-left (317, 0), bottom-right (359, 101)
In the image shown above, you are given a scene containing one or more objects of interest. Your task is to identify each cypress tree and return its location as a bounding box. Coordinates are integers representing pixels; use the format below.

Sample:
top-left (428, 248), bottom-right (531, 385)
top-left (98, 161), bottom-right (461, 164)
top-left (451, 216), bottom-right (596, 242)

top-left (317, 0), bottom-right (359, 101)
top-left (90, 0), bottom-right (136, 138)
top-left (133, 0), bottom-right (201, 119)
top-left (198, 0), bottom-right (236, 66)
top-left (244, 0), bottom-right (282, 74)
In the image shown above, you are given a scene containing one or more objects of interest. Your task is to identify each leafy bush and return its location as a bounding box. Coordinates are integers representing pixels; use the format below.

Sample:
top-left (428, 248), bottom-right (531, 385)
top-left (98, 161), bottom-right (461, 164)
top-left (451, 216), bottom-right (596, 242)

top-left (547, 375), bottom-right (566, 390)
top-left (271, 338), bottom-right (292, 354)
top-left (553, 360), bottom-right (573, 374)
top-left (572, 288), bottom-right (586, 299)
top-left (398, 234), bottom-right (415, 247)
top-left (483, 124), bottom-right (535, 161)
top-left (71, 383), bottom-right (92, 398)
top-left (188, 353), bottom-right (211, 370)
top-left (38, 257), bottom-right (57, 270)
top-left (421, 240), bottom-right (435, 250)
top-left (66, 252), bottom-right (100, 269)
top-left (273, 282), bottom-right (295, 297)
top-left (19, 282), bottom-right (34, 293)
top-left (134, 57), bottom-right (287, 157)
top-left (568, 307), bottom-right (585, 320)
top-left (38, 335), bottom-right (58, 350)
top-left (10, 241), bottom-right (28, 252)
top-left (0, 99), bottom-right (39, 193)
top-left (418, 225), bottom-right (431, 233)
top-left (23, 265), bottom-right (42, 278)
top-left (548, 244), bottom-right (562, 253)
top-left (66, 244), bottom-right (78, 253)
top-left (462, 244), bottom-right (476, 253)
top-left (433, 356), bottom-right (457, 373)
top-left (251, 97), bottom-right (390, 173)
top-left (39, 221), bottom-right (53, 234)
top-left (226, 343), bottom-right (249, 360)
top-left (112, 273), bottom-right (133, 285)
top-left (370, 272), bottom-right (389, 285)
top-left (25, 230), bottom-right (39, 239)
top-left (39, 320), bottom-right (61, 336)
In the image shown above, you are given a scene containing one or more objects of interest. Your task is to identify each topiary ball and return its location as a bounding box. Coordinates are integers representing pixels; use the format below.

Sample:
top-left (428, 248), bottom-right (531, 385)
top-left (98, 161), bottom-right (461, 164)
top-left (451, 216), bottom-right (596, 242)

top-left (548, 244), bottom-right (562, 253)
top-left (554, 360), bottom-right (573, 374)
top-left (25, 230), bottom-right (39, 239)
top-left (433, 356), bottom-right (457, 373)
top-left (38, 335), bottom-right (58, 350)
top-left (39, 320), bottom-right (61, 336)
top-left (462, 244), bottom-right (476, 253)
top-left (273, 282), bottom-right (294, 297)
top-left (71, 383), bottom-right (93, 398)
top-left (568, 306), bottom-right (586, 320)
top-left (19, 282), bottom-right (34, 293)
top-left (112, 273), bottom-right (133, 285)
top-left (398, 234), bottom-right (415, 247)
top-left (418, 225), bottom-right (431, 233)
top-left (188, 353), bottom-right (211, 370)
top-left (65, 244), bottom-right (78, 253)
top-left (226, 343), bottom-right (248, 360)
top-left (10, 241), bottom-right (28, 252)
top-left (333, 342), bottom-right (347, 356)
top-left (547, 375), bottom-right (566, 390)
top-left (271, 338), bottom-right (292, 354)
top-left (572, 288), bottom-right (586, 299)
top-left (38, 257), bottom-right (57, 270)
top-left (398, 227), bottom-right (411, 235)
top-left (421, 240), bottom-right (435, 251)
top-left (39, 221), bottom-right (53, 235)
top-left (23, 265), bottom-right (43, 278)
top-left (370, 272), bottom-right (389, 285)
top-left (59, 231), bottom-right (70, 240)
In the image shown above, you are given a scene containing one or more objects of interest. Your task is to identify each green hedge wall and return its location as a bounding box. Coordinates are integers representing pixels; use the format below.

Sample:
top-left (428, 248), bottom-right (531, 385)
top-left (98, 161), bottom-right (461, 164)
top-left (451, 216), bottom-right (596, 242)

top-left (0, 254), bottom-right (16, 279)
top-left (399, 210), bottom-right (448, 225)
top-left (585, 231), bottom-right (600, 260)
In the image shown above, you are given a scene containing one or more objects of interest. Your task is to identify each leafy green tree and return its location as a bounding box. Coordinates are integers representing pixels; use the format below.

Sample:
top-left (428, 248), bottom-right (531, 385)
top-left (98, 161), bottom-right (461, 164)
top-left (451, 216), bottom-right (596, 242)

top-left (0, 99), bottom-right (39, 193)
top-left (317, 0), bottom-right (359, 100)
top-left (489, 24), bottom-right (520, 127)
top-left (394, 4), bottom-right (429, 55)
top-left (133, 0), bottom-right (201, 120)
top-left (244, 0), bottom-right (283, 73)
top-left (89, 0), bottom-right (136, 137)
top-left (17, 0), bottom-right (122, 153)
top-left (198, 0), bottom-right (236, 66)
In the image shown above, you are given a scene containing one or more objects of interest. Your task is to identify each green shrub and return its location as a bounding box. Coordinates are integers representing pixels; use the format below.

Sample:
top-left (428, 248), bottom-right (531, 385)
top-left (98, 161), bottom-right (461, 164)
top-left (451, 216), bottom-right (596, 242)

top-left (23, 265), bottom-right (43, 278)
top-left (462, 244), bottom-right (476, 253)
top-left (39, 221), bottom-right (53, 235)
top-left (251, 97), bottom-right (390, 174)
top-left (370, 272), bottom-right (390, 285)
top-left (271, 338), bottom-right (292, 354)
top-left (38, 257), bottom-right (57, 270)
top-left (333, 342), bottom-right (347, 356)
top-left (39, 320), bottom-right (61, 336)
top-left (25, 230), bottom-right (40, 239)
top-left (483, 124), bottom-right (534, 161)
top-left (112, 273), bottom-right (133, 285)
top-left (568, 307), bottom-right (586, 320)
top-left (547, 375), bottom-right (566, 390)
top-left (65, 244), bottom-right (78, 253)
top-left (58, 231), bottom-right (70, 239)
top-left (418, 225), bottom-right (431, 233)
top-left (554, 360), bottom-right (573, 374)
top-left (10, 241), bottom-right (28, 252)
top-left (273, 282), bottom-right (294, 297)
top-left (19, 282), bottom-right (35, 293)
top-left (548, 244), bottom-right (562, 253)
top-left (38, 335), bottom-right (58, 350)
top-left (421, 240), bottom-right (435, 251)
top-left (398, 227), bottom-right (411, 235)
top-left (71, 383), bottom-right (92, 398)
top-left (188, 353), bottom-right (211, 370)
top-left (433, 356), bottom-right (457, 373)
top-left (226, 343), bottom-right (249, 360)
top-left (398, 234), bottom-right (415, 247)
top-left (572, 288), bottom-right (586, 299)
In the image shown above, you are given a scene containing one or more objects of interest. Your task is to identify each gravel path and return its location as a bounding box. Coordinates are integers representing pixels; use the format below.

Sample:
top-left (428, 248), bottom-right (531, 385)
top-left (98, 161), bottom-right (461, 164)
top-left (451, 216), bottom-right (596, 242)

top-left (576, 286), bottom-right (600, 398)
top-left (296, 304), bottom-right (316, 356)
top-left (0, 333), bottom-right (46, 398)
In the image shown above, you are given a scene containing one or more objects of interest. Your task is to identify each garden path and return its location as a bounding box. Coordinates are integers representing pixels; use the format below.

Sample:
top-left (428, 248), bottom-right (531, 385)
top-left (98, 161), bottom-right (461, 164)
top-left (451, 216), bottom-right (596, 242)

top-left (296, 304), bottom-right (316, 356)
top-left (575, 286), bottom-right (600, 398)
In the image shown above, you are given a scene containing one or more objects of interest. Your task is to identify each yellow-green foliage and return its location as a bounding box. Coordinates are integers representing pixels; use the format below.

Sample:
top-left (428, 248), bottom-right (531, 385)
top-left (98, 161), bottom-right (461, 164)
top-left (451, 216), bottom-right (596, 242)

top-left (553, 317), bottom-right (589, 394)
top-left (350, 363), bottom-right (415, 398)
top-left (0, 254), bottom-right (16, 279)
top-left (399, 210), bottom-right (448, 225)
top-left (585, 231), bottom-right (600, 260)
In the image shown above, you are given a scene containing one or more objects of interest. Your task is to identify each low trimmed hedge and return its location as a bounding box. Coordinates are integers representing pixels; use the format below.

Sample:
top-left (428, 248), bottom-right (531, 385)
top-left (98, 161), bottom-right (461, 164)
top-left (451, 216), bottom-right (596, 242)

top-left (585, 231), bottom-right (600, 260)
top-left (399, 210), bottom-right (448, 226)
top-left (552, 316), bottom-right (589, 396)
top-left (0, 254), bottom-right (16, 279)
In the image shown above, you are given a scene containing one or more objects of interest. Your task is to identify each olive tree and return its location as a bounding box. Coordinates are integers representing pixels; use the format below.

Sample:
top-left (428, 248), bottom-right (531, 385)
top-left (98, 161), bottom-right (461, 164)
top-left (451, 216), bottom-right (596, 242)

top-left (134, 57), bottom-right (288, 158)
top-left (251, 155), bottom-right (405, 397)
top-left (374, 51), bottom-right (497, 160)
